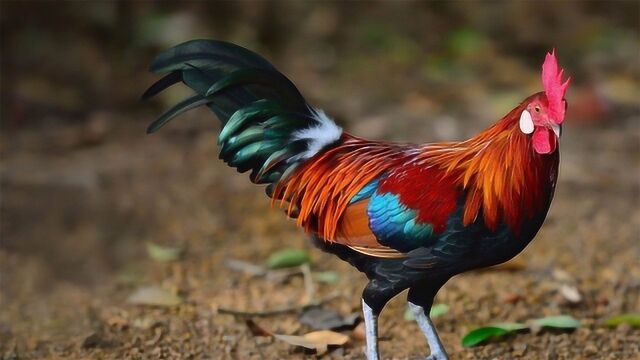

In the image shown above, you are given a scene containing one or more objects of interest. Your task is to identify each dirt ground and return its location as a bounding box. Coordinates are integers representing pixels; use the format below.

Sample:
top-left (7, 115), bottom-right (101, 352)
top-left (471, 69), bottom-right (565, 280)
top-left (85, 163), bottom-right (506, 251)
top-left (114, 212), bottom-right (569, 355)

top-left (1, 2), bottom-right (639, 360)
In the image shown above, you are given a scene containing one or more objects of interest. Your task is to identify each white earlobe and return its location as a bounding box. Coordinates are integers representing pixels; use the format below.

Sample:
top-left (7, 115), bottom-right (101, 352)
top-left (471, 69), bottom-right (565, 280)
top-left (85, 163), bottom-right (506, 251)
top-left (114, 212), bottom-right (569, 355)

top-left (551, 123), bottom-right (561, 138)
top-left (519, 110), bottom-right (534, 134)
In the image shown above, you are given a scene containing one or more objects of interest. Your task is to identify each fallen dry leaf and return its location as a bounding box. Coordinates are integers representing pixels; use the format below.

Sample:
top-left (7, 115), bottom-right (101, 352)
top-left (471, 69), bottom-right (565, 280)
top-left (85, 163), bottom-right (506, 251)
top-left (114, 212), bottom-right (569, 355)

top-left (559, 284), bottom-right (582, 304)
top-left (274, 331), bottom-right (349, 355)
top-left (351, 322), bottom-right (366, 341)
top-left (246, 319), bottom-right (349, 354)
top-left (552, 269), bottom-right (575, 283)
top-left (299, 307), bottom-right (360, 330)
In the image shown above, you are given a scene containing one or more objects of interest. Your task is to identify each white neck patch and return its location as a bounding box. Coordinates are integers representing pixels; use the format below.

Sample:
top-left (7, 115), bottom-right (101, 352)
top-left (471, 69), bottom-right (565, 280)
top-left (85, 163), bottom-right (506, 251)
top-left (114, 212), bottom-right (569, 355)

top-left (519, 109), bottom-right (534, 134)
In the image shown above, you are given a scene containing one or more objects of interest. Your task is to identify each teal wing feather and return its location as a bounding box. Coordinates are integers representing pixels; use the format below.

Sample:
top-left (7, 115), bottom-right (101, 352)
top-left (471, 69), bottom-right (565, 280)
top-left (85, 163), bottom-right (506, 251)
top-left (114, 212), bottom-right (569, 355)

top-left (368, 191), bottom-right (436, 252)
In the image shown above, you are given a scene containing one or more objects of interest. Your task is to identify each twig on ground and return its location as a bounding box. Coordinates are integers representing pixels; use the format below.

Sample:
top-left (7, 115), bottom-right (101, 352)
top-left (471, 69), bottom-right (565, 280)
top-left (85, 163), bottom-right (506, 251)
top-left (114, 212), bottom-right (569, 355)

top-left (225, 258), bottom-right (303, 282)
top-left (217, 292), bottom-right (341, 317)
top-left (225, 259), bottom-right (267, 276)
top-left (300, 263), bottom-right (316, 304)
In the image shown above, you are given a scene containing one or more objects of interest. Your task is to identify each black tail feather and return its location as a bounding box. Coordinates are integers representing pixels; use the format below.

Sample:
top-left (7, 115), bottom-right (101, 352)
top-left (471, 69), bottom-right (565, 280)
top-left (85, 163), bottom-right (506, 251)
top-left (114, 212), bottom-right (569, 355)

top-left (146, 95), bottom-right (209, 134)
top-left (141, 71), bottom-right (182, 101)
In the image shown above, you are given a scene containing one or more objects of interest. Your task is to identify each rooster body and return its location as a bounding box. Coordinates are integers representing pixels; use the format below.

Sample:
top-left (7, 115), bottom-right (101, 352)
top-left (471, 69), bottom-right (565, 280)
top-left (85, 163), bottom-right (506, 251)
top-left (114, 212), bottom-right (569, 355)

top-left (144, 40), bottom-right (570, 359)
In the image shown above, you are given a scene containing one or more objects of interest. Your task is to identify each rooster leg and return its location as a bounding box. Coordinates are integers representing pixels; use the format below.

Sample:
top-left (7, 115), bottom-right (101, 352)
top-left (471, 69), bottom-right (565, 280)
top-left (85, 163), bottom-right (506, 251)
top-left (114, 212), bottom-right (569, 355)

top-left (360, 272), bottom-right (406, 359)
top-left (408, 302), bottom-right (449, 360)
top-left (362, 299), bottom-right (380, 360)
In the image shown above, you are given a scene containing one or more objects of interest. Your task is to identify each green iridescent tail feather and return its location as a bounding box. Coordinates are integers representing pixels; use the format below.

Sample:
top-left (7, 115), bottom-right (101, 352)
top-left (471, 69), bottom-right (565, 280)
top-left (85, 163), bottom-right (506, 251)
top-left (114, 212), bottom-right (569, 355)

top-left (143, 40), bottom-right (342, 190)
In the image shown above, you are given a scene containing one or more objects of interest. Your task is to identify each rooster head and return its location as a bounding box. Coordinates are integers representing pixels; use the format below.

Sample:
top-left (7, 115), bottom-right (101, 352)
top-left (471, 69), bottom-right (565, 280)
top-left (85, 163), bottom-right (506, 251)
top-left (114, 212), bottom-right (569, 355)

top-left (519, 50), bottom-right (571, 154)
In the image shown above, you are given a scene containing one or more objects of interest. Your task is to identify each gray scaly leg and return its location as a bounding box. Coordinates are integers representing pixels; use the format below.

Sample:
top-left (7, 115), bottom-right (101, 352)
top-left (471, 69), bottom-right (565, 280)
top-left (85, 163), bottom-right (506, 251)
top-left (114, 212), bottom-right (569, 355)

top-left (408, 302), bottom-right (449, 360)
top-left (362, 299), bottom-right (380, 360)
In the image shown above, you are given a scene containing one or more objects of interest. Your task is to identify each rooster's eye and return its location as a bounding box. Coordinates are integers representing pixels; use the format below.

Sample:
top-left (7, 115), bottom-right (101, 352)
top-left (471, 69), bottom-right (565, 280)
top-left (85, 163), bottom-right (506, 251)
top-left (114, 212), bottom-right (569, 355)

top-left (534, 106), bottom-right (541, 113)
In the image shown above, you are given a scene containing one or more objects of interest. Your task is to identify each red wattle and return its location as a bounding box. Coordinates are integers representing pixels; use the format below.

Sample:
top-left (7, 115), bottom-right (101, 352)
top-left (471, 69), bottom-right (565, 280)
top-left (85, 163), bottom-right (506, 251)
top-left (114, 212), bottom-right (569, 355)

top-left (532, 127), bottom-right (556, 154)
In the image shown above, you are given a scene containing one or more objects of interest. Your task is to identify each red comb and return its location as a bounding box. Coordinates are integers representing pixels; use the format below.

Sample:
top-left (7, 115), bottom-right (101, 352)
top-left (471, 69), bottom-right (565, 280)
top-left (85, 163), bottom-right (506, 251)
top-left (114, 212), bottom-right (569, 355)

top-left (542, 49), bottom-right (571, 124)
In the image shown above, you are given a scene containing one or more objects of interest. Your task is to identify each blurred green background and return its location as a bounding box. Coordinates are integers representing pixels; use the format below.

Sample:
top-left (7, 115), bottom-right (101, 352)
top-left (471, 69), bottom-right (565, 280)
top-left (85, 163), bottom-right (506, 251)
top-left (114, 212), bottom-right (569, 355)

top-left (1, 1), bottom-right (638, 359)
top-left (2, 1), bottom-right (638, 131)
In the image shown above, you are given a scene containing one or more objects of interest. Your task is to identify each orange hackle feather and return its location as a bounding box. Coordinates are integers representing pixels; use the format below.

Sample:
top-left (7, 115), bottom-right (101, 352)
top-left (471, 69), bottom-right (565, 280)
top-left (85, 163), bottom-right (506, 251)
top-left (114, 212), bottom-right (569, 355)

top-left (424, 97), bottom-right (554, 232)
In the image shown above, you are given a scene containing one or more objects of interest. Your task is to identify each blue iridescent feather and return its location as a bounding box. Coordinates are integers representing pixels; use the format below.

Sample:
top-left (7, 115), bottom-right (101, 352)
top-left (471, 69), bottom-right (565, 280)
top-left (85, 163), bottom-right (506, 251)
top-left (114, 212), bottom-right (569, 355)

top-left (363, 191), bottom-right (434, 252)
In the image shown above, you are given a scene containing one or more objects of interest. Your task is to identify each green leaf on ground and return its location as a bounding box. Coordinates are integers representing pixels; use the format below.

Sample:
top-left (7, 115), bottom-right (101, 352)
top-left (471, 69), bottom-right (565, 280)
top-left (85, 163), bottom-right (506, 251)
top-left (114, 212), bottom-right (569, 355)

top-left (602, 313), bottom-right (640, 328)
top-left (404, 303), bottom-right (449, 321)
top-left (430, 304), bottom-right (450, 319)
top-left (146, 242), bottom-right (182, 262)
top-left (313, 271), bottom-right (340, 284)
top-left (461, 322), bottom-right (528, 347)
top-left (127, 286), bottom-right (183, 307)
top-left (531, 315), bottom-right (581, 329)
top-left (266, 248), bottom-right (310, 269)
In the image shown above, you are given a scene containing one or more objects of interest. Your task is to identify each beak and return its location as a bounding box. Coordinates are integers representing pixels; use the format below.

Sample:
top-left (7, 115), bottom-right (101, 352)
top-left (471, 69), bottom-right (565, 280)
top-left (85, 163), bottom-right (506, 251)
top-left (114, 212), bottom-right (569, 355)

top-left (550, 123), bottom-right (561, 138)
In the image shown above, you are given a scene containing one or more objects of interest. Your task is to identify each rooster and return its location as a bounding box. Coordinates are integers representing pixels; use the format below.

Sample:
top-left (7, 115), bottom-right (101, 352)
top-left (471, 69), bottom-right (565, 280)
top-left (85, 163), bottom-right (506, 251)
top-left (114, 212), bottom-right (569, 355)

top-left (143, 40), bottom-right (570, 360)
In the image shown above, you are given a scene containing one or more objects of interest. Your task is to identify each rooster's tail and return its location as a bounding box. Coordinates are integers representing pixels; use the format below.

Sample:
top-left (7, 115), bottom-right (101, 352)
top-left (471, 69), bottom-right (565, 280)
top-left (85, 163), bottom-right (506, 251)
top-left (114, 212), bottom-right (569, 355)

top-left (143, 40), bottom-right (342, 192)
